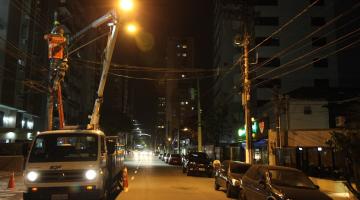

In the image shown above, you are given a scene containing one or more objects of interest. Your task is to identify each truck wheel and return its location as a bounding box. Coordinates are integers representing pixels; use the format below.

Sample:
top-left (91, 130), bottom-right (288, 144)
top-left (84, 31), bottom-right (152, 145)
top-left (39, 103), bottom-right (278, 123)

top-left (239, 189), bottom-right (247, 200)
top-left (226, 184), bottom-right (234, 198)
top-left (100, 188), bottom-right (109, 200)
top-left (214, 180), bottom-right (220, 191)
top-left (186, 170), bottom-right (191, 176)
top-left (182, 167), bottom-right (186, 173)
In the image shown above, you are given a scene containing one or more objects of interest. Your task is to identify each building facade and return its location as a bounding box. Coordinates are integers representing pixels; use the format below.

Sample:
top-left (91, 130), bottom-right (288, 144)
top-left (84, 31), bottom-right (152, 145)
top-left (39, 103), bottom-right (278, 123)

top-left (0, 0), bottom-right (102, 142)
top-left (164, 37), bottom-right (196, 153)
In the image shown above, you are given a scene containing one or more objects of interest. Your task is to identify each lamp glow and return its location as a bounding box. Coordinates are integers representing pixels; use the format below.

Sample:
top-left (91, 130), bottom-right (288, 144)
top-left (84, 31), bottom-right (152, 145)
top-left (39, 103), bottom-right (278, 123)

top-left (126, 23), bottom-right (138, 34)
top-left (119, 0), bottom-right (134, 11)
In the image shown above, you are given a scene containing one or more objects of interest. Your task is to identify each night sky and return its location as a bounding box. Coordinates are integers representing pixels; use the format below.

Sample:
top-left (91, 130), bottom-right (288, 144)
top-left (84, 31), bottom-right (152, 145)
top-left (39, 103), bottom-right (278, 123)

top-left (90, 0), bottom-right (213, 132)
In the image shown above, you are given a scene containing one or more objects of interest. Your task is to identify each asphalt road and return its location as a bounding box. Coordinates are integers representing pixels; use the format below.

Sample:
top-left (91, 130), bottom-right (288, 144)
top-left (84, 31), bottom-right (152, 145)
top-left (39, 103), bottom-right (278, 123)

top-left (115, 156), bottom-right (229, 200)
top-left (0, 156), bottom-right (230, 200)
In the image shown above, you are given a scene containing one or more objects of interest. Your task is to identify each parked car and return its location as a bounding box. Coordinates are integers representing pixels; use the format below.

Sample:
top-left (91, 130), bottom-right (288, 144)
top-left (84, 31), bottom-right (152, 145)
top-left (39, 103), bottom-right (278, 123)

top-left (239, 165), bottom-right (332, 200)
top-left (182, 152), bottom-right (213, 177)
top-left (163, 153), bottom-right (170, 163)
top-left (214, 160), bottom-right (251, 198)
top-left (158, 153), bottom-right (163, 159)
top-left (168, 154), bottom-right (182, 165)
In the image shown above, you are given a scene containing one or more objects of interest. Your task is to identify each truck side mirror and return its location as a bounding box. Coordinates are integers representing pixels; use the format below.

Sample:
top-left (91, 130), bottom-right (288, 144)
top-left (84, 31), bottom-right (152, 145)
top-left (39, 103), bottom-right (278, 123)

top-left (106, 140), bottom-right (116, 155)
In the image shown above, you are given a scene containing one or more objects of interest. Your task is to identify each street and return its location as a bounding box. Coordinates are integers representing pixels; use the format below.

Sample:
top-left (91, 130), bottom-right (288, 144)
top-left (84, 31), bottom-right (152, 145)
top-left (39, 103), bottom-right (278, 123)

top-left (0, 156), bottom-right (229, 200)
top-left (116, 156), bottom-right (227, 200)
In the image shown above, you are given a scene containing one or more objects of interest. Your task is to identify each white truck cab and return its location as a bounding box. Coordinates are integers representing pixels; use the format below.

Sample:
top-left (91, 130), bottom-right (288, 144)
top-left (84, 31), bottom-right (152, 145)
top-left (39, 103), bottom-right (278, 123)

top-left (23, 129), bottom-right (123, 200)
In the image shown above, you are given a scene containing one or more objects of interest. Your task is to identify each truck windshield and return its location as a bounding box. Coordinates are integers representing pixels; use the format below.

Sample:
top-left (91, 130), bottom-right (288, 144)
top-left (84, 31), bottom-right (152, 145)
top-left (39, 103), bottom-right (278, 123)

top-left (28, 133), bottom-right (98, 162)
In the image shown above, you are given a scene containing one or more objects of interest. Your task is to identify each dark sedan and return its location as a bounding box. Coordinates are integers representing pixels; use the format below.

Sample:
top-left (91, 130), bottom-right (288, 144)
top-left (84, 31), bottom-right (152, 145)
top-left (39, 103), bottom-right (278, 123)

top-left (214, 160), bottom-right (251, 198)
top-left (239, 165), bottom-right (332, 200)
top-left (182, 152), bottom-right (213, 177)
top-left (168, 154), bottom-right (182, 165)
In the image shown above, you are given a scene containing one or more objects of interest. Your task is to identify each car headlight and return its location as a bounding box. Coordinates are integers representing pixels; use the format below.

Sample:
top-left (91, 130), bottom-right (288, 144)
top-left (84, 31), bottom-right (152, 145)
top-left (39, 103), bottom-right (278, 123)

top-left (189, 162), bottom-right (196, 165)
top-left (273, 187), bottom-right (287, 199)
top-left (231, 178), bottom-right (239, 186)
top-left (85, 169), bottom-right (97, 180)
top-left (26, 171), bottom-right (39, 182)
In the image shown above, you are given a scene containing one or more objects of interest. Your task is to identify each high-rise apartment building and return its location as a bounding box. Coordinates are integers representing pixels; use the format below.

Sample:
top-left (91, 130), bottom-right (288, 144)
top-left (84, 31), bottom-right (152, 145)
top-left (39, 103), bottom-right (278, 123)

top-left (164, 37), bottom-right (196, 152)
top-left (212, 0), bottom-right (354, 142)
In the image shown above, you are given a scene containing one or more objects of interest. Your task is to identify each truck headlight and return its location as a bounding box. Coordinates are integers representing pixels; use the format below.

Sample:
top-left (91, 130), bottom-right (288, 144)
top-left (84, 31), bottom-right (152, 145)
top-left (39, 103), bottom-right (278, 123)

top-left (231, 178), bottom-right (239, 186)
top-left (85, 169), bottom-right (97, 180)
top-left (26, 171), bottom-right (39, 182)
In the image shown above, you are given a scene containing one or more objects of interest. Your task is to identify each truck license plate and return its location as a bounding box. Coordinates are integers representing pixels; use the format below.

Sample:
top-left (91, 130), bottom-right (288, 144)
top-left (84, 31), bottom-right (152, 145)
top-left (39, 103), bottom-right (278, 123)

top-left (51, 194), bottom-right (68, 200)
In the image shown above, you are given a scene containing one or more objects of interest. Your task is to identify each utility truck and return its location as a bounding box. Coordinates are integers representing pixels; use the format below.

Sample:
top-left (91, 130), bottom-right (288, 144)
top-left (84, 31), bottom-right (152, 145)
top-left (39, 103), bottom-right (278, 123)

top-left (23, 1), bottom-right (133, 199)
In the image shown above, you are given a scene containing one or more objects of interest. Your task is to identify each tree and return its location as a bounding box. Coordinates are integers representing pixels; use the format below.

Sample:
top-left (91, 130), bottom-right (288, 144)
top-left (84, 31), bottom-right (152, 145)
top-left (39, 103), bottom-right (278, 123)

top-left (327, 130), bottom-right (360, 198)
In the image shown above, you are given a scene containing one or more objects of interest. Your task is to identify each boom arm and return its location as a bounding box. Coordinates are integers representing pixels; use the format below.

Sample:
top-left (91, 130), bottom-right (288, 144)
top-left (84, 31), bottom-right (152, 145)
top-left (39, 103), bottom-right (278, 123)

top-left (75, 10), bottom-right (120, 130)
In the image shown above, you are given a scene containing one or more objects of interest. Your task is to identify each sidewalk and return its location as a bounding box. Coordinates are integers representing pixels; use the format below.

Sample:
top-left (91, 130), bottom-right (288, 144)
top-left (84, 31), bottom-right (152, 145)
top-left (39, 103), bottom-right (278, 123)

top-left (0, 171), bottom-right (25, 193)
top-left (310, 177), bottom-right (358, 200)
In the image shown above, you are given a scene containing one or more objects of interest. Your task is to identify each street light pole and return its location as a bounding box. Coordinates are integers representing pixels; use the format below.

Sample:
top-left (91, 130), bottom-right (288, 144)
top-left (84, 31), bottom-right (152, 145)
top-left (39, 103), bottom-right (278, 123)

top-left (197, 78), bottom-right (202, 152)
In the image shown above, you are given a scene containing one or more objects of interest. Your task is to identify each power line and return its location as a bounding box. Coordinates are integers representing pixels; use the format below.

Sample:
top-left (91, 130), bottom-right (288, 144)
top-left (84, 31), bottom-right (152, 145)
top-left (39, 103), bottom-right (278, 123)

top-left (69, 60), bottom-right (220, 81)
top-left (248, 0), bottom-right (321, 55)
top-left (10, 0), bottom-right (48, 32)
top-left (250, 27), bottom-right (360, 82)
top-left (71, 58), bottom-right (227, 73)
top-left (250, 3), bottom-right (360, 74)
top-left (68, 31), bottom-right (109, 56)
top-left (254, 38), bottom-right (360, 88)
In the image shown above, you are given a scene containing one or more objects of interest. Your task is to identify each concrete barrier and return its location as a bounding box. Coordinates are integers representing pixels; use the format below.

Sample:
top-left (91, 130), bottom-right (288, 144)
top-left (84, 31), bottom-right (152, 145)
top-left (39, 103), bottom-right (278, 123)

top-left (0, 156), bottom-right (24, 172)
top-left (310, 177), bottom-right (358, 200)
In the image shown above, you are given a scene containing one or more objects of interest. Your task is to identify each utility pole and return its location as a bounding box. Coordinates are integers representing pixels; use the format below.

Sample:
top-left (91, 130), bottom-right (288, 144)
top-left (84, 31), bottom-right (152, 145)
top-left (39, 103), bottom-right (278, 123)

top-left (197, 78), bottom-right (202, 152)
top-left (242, 33), bottom-right (253, 164)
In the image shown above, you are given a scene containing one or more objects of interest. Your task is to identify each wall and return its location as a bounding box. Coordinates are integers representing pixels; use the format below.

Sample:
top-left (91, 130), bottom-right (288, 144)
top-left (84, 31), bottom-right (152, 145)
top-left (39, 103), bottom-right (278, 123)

top-left (289, 100), bottom-right (329, 129)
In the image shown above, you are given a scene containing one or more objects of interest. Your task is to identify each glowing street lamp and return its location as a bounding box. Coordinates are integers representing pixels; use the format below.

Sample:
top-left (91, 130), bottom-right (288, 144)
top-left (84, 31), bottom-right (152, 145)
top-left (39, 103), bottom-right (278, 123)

top-left (119, 0), bottom-right (134, 11)
top-left (168, 137), bottom-right (171, 142)
top-left (125, 23), bottom-right (138, 34)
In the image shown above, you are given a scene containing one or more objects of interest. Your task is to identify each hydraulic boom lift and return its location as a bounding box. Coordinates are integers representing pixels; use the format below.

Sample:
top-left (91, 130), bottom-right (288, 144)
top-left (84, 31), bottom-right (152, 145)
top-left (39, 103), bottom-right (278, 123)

top-left (45, 9), bottom-right (121, 130)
